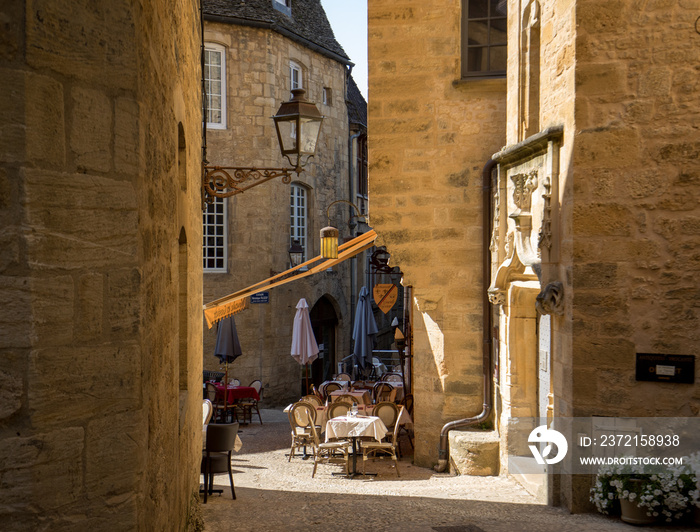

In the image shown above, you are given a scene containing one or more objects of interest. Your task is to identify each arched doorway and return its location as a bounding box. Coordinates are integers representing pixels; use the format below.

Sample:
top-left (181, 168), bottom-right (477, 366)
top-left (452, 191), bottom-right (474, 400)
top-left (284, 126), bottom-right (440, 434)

top-left (309, 296), bottom-right (338, 394)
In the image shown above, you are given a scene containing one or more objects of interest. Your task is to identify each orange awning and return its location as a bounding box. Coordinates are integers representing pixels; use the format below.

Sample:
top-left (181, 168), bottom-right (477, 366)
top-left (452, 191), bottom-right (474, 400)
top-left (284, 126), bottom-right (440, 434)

top-left (203, 229), bottom-right (377, 328)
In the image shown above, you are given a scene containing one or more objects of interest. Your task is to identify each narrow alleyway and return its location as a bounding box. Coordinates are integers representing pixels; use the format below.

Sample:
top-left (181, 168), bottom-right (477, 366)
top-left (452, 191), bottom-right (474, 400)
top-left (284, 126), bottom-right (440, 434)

top-left (201, 409), bottom-right (693, 532)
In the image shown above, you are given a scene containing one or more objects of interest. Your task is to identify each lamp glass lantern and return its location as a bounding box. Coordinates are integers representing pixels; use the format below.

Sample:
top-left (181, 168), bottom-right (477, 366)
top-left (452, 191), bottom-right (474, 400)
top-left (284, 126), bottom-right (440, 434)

top-left (320, 226), bottom-right (339, 260)
top-left (273, 88), bottom-right (324, 169)
top-left (288, 239), bottom-right (304, 267)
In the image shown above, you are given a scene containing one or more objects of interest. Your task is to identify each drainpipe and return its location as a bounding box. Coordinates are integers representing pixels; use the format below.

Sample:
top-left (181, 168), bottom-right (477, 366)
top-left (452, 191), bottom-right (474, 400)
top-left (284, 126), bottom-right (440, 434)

top-left (435, 158), bottom-right (497, 473)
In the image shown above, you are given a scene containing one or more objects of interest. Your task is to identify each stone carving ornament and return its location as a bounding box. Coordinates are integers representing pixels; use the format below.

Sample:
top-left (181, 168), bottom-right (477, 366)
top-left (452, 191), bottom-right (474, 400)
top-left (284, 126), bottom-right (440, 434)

top-left (511, 170), bottom-right (538, 216)
top-left (537, 175), bottom-right (552, 252)
top-left (535, 281), bottom-right (564, 315)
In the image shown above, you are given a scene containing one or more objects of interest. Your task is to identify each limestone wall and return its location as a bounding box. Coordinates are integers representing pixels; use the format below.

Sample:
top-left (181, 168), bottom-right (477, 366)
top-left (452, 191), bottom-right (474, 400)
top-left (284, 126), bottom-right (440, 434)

top-left (503, 0), bottom-right (700, 511)
top-left (0, 1), bottom-right (203, 529)
top-left (570, 0), bottom-right (700, 419)
top-left (202, 21), bottom-right (353, 406)
top-left (368, 0), bottom-right (507, 466)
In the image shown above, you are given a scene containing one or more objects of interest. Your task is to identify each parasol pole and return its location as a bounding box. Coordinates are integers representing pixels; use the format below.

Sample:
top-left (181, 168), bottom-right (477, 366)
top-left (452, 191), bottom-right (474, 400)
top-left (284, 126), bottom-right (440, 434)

top-left (223, 361), bottom-right (229, 420)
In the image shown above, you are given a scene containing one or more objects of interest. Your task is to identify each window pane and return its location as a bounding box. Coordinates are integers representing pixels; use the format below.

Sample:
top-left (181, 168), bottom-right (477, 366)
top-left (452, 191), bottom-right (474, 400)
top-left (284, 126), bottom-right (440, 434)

top-left (490, 45), bottom-right (507, 71)
top-left (490, 17), bottom-right (507, 43)
top-left (491, 0), bottom-right (507, 16)
top-left (467, 47), bottom-right (487, 72)
top-left (468, 20), bottom-right (488, 46)
top-left (468, 0), bottom-right (488, 19)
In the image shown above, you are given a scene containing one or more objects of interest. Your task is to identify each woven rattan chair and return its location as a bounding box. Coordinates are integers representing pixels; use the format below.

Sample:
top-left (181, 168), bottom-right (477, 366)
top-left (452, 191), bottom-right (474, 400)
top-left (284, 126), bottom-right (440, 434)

top-left (203, 399), bottom-right (213, 426)
top-left (291, 403), bottom-right (350, 478)
top-left (372, 382), bottom-right (395, 403)
top-left (239, 380), bottom-right (263, 425)
top-left (398, 394), bottom-right (414, 452)
top-left (205, 382), bottom-right (233, 423)
top-left (302, 394), bottom-right (323, 407)
top-left (327, 401), bottom-right (352, 420)
top-left (332, 394), bottom-right (359, 405)
top-left (287, 401), bottom-right (318, 461)
top-left (321, 381), bottom-right (342, 402)
top-left (360, 405), bottom-right (402, 477)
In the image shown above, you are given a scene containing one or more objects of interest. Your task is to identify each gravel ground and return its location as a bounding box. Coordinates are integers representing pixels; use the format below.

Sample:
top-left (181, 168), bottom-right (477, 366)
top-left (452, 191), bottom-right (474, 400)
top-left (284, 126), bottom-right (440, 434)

top-left (201, 408), bottom-right (695, 532)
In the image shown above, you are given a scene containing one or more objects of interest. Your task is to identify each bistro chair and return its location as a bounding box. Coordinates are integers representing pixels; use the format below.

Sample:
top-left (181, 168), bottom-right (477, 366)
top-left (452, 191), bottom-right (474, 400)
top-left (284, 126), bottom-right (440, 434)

top-left (321, 381), bottom-right (342, 401)
top-left (360, 406), bottom-right (403, 477)
top-left (310, 384), bottom-right (323, 401)
top-left (334, 372), bottom-right (352, 382)
top-left (201, 422), bottom-right (239, 503)
top-left (287, 401), bottom-right (319, 461)
top-left (372, 401), bottom-right (401, 455)
top-left (327, 401), bottom-right (352, 420)
top-left (398, 394), bottom-right (414, 451)
top-left (228, 378), bottom-right (241, 386)
top-left (372, 382), bottom-right (395, 404)
top-left (372, 401), bottom-right (399, 437)
top-left (382, 373), bottom-right (403, 384)
top-left (205, 382), bottom-right (233, 423)
top-left (292, 403), bottom-right (350, 478)
top-left (302, 394), bottom-right (323, 407)
top-left (203, 399), bottom-right (213, 426)
top-left (332, 394), bottom-right (359, 405)
top-left (238, 380), bottom-right (263, 425)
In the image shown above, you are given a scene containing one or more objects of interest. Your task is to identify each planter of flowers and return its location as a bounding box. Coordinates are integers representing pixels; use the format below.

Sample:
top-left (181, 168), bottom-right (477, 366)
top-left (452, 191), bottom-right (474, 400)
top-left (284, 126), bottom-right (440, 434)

top-left (688, 453), bottom-right (700, 525)
top-left (591, 457), bottom-right (698, 526)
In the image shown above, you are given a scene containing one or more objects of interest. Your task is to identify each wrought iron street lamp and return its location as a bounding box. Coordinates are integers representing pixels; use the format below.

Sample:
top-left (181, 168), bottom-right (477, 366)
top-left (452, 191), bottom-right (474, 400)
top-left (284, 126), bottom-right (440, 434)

top-left (288, 239), bottom-right (304, 268)
top-left (202, 89), bottom-right (324, 209)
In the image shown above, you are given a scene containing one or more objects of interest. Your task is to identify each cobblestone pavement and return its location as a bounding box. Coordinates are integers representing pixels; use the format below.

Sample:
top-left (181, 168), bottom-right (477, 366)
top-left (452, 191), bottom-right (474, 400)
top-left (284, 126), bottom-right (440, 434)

top-left (201, 409), bottom-right (694, 532)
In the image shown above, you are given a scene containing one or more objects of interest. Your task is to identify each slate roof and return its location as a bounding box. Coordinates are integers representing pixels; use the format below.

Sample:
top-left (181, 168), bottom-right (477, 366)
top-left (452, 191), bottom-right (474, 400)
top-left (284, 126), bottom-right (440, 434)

top-left (203, 0), bottom-right (351, 65)
top-left (346, 75), bottom-right (366, 129)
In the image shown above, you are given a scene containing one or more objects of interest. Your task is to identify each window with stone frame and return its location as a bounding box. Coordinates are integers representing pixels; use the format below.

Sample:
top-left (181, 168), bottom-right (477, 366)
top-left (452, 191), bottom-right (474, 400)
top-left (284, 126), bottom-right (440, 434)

top-left (204, 43), bottom-right (226, 128)
top-left (461, 0), bottom-right (507, 78)
top-left (290, 61), bottom-right (302, 95)
top-left (290, 184), bottom-right (307, 263)
top-left (356, 134), bottom-right (368, 207)
top-left (203, 197), bottom-right (227, 272)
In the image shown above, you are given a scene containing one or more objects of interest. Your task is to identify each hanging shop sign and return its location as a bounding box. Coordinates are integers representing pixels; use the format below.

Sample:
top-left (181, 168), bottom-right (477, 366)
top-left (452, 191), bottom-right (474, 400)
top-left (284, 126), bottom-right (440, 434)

top-left (373, 284), bottom-right (398, 314)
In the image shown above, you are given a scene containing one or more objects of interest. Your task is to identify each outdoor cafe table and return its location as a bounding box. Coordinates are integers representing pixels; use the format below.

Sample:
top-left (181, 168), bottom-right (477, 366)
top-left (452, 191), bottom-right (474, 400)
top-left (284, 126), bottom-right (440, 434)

top-left (325, 415), bottom-right (388, 477)
top-left (212, 382), bottom-right (260, 405)
top-left (284, 403), bottom-right (413, 429)
top-left (329, 389), bottom-right (372, 405)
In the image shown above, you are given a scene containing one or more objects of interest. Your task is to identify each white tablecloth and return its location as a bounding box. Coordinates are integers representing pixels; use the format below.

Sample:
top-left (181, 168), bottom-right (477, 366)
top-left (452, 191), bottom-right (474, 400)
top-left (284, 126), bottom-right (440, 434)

top-left (325, 415), bottom-right (388, 442)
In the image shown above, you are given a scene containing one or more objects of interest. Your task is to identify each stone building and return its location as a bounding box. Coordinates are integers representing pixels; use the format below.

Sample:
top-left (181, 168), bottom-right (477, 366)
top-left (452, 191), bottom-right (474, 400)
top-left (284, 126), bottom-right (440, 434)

top-left (201, 0), bottom-right (370, 405)
top-left (368, 0), bottom-right (700, 512)
top-left (0, 0), bottom-right (204, 530)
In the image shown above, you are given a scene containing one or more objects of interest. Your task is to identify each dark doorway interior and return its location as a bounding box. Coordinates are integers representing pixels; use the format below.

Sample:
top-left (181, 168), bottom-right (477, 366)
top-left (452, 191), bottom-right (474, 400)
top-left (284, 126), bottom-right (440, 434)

top-left (308, 296), bottom-right (338, 395)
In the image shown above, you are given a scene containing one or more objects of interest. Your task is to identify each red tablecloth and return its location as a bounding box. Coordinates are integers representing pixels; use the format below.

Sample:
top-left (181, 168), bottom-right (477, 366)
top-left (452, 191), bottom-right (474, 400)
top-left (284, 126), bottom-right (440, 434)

top-left (213, 383), bottom-right (260, 404)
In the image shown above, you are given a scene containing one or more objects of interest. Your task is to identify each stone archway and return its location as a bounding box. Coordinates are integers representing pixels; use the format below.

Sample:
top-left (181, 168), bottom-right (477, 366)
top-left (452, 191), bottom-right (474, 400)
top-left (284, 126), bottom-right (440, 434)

top-left (309, 296), bottom-right (339, 392)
